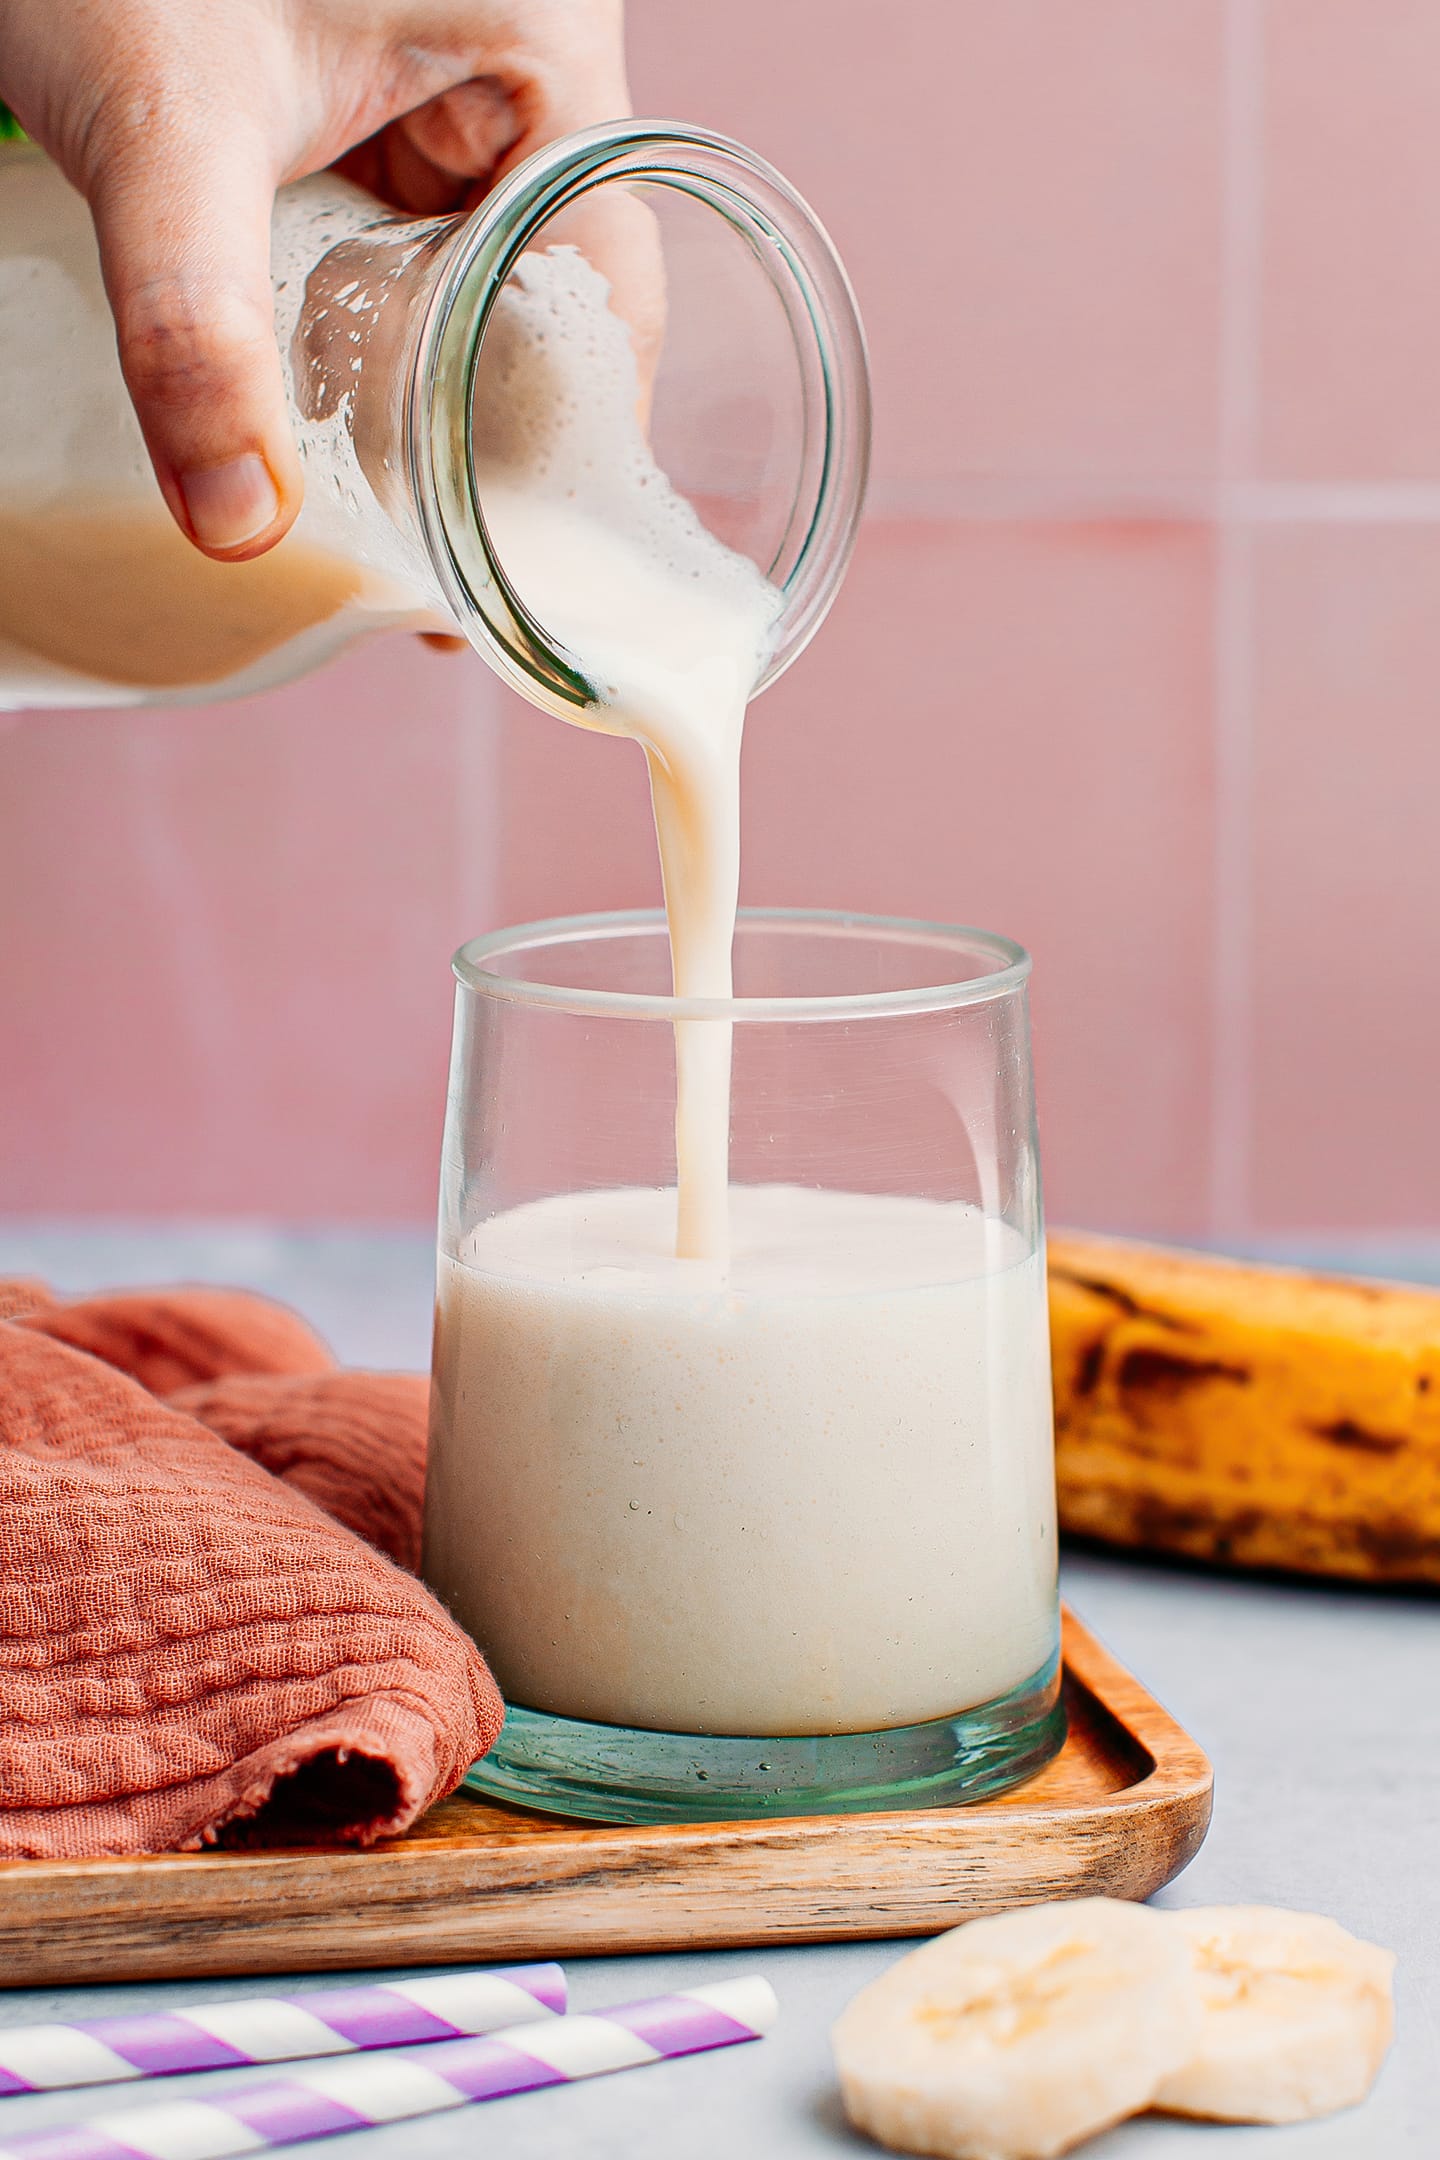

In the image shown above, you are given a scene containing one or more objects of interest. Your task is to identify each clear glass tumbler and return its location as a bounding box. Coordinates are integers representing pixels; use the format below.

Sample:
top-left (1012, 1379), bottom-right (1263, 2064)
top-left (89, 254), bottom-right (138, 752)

top-left (425, 910), bottom-right (1064, 1824)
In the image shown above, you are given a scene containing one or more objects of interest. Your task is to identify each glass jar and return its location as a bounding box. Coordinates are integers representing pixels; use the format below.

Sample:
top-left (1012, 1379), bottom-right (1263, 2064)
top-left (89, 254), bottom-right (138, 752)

top-left (425, 910), bottom-right (1066, 1825)
top-left (0, 123), bottom-right (869, 711)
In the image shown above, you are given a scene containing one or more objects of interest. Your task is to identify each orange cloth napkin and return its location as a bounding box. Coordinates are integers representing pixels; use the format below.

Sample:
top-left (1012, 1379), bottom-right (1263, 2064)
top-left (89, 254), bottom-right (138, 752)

top-left (0, 1279), bottom-right (501, 1859)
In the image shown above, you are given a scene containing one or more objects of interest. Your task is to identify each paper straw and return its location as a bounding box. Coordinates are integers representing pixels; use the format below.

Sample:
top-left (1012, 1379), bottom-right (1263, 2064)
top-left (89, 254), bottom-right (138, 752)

top-left (0, 1980), bottom-right (777, 2160)
top-left (0, 1967), bottom-right (565, 2095)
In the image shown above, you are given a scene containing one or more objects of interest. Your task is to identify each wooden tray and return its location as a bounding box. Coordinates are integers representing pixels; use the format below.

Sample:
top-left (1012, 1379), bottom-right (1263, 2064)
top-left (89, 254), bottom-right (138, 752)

top-left (0, 1612), bottom-right (1211, 1987)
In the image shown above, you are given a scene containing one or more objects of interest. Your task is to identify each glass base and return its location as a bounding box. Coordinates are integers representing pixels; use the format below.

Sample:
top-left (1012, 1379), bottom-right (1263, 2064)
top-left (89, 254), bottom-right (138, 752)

top-left (462, 1650), bottom-right (1065, 1825)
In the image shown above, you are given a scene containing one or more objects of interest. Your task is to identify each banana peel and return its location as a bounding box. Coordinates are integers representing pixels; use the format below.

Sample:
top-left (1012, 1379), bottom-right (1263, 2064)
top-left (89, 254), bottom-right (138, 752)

top-left (1048, 1231), bottom-right (1440, 1585)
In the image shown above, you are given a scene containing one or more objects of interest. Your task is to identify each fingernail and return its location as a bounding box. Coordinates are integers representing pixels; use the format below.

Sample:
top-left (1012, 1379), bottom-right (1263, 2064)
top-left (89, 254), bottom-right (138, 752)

top-left (179, 454), bottom-right (280, 550)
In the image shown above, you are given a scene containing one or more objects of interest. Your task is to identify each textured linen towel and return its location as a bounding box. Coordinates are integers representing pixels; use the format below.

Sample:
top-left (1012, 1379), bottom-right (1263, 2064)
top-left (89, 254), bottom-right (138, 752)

top-left (0, 1279), bottom-right (500, 1859)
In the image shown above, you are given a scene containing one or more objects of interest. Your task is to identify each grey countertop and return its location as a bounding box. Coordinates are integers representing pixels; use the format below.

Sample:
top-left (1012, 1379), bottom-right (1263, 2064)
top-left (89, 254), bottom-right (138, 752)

top-left (0, 1225), bottom-right (1435, 2159)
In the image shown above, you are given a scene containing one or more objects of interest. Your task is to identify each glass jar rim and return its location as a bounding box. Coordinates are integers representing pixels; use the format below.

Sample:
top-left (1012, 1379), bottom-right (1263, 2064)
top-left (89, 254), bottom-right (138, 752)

top-left (407, 118), bottom-right (871, 719)
top-left (452, 907), bottom-right (1031, 1022)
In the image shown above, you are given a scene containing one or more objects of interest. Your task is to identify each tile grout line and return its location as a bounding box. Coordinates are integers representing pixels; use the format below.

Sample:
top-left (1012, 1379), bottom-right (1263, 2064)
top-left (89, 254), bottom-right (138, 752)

top-left (1209, 0), bottom-right (1267, 1239)
top-left (125, 724), bottom-right (246, 1146)
top-left (863, 477), bottom-right (1440, 524)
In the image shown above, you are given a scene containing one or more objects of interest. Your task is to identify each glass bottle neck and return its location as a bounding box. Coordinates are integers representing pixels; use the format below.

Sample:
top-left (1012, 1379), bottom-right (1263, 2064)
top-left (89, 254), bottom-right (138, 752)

top-left (311, 121), bottom-right (870, 725)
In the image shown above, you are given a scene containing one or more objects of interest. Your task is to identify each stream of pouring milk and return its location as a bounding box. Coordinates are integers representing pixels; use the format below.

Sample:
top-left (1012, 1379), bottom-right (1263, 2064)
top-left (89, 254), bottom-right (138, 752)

top-left (468, 247), bottom-right (781, 1260)
top-left (427, 246), bottom-right (1060, 1739)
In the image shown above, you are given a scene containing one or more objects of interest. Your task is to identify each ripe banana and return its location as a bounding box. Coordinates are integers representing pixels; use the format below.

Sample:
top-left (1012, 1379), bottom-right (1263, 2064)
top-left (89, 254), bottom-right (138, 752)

top-left (831, 1897), bottom-right (1200, 2160)
top-left (1153, 1905), bottom-right (1396, 2124)
top-left (833, 1899), bottom-right (1395, 2159)
top-left (1048, 1231), bottom-right (1440, 1584)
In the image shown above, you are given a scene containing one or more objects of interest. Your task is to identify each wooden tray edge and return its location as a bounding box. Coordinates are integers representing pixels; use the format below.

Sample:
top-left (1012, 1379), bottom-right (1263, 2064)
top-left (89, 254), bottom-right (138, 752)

top-left (0, 1608), bottom-right (1213, 1984)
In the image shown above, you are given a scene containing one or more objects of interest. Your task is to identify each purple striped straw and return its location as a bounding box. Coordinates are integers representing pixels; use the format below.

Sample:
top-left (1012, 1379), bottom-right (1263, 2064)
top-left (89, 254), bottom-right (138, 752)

top-left (0, 1980), bottom-right (777, 2160)
top-left (0, 1968), bottom-right (565, 2095)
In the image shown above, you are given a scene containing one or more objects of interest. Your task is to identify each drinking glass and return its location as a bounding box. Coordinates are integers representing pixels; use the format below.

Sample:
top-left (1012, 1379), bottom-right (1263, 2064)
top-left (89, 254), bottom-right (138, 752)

top-left (425, 910), bottom-right (1064, 1823)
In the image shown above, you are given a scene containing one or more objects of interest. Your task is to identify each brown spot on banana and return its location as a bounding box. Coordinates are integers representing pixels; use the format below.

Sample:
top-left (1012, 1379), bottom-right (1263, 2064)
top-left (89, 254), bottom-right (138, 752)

top-left (1114, 1347), bottom-right (1251, 1398)
top-left (1310, 1420), bottom-right (1410, 1456)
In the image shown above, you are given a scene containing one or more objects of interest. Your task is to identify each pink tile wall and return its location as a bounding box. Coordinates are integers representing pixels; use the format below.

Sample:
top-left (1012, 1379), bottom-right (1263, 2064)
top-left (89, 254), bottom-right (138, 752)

top-left (0, 640), bottom-right (498, 1218)
top-left (1260, 0), bottom-right (1440, 480)
top-left (493, 519), bottom-right (1217, 1235)
top-left (626, 0), bottom-right (1225, 500)
top-left (1, 1), bottom-right (1438, 1235)
top-left (1248, 525), bottom-right (1440, 1228)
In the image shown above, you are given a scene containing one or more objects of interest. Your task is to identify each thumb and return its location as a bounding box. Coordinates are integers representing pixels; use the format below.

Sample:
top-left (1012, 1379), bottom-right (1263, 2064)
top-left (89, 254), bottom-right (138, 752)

top-left (88, 133), bottom-right (302, 560)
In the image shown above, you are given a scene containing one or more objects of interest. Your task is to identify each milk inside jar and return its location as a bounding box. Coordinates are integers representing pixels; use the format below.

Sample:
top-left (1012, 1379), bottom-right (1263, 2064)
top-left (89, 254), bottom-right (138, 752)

top-left (0, 150), bottom-right (448, 706)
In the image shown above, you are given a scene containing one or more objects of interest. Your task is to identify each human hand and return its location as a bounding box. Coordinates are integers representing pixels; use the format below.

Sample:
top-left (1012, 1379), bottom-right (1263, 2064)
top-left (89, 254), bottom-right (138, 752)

top-left (0, 1), bottom-right (631, 561)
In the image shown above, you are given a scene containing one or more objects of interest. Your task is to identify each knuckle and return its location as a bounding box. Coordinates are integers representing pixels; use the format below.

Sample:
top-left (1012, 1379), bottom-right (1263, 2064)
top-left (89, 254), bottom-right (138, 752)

top-left (117, 283), bottom-right (273, 413)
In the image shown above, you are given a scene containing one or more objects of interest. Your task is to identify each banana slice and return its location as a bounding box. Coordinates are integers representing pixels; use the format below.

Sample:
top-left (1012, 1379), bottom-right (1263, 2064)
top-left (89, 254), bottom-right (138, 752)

top-left (832, 1897), bottom-right (1200, 2160)
top-left (1152, 1905), bottom-right (1395, 2123)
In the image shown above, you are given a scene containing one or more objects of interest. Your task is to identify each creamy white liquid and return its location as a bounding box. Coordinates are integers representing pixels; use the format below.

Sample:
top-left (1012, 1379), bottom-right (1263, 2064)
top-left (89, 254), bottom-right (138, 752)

top-left (426, 1184), bottom-right (1058, 1736)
